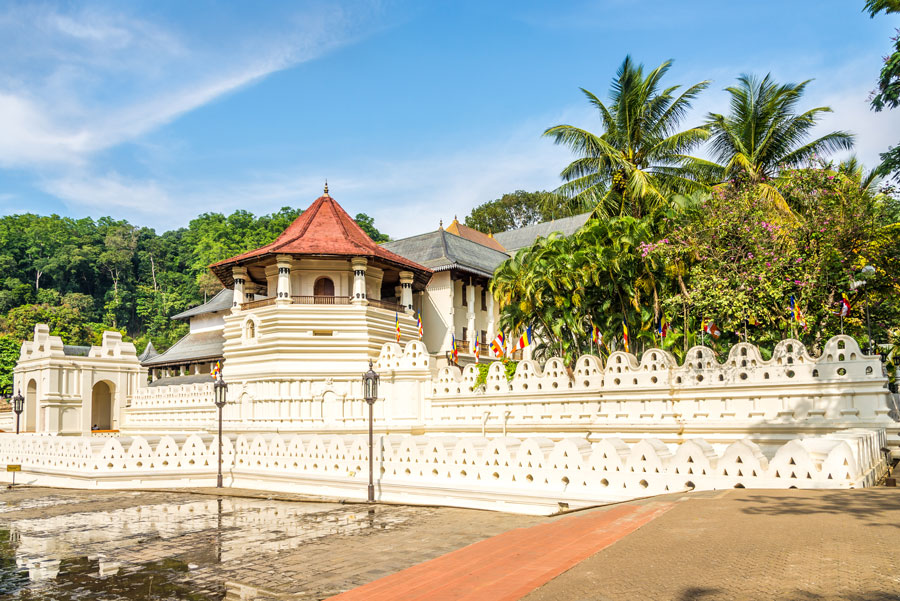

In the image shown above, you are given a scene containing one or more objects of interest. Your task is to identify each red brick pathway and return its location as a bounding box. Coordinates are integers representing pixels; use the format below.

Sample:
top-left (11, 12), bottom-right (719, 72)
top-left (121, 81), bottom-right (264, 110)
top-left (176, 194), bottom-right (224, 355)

top-left (327, 501), bottom-right (673, 601)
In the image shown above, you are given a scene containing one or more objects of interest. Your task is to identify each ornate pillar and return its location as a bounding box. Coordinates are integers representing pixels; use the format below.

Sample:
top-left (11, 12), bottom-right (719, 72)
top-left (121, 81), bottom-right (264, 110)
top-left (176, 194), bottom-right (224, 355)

top-left (466, 281), bottom-right (476, 350)
top-left (444, 279), bottom-right (456, 352)
top-left (351, 257), bottom-right (368, 305)
top-left (276, 254), bottom-right (293, 304)
top-left (399, 271), bottom-right (414, 313)
top-left (486, 290), bottom-right (496, 342)
top-left (232, 266), bottom-right (247, 309)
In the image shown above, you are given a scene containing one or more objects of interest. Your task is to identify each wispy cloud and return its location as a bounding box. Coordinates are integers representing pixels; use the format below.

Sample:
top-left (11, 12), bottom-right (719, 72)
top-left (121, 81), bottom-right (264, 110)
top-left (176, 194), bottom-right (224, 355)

top-left (0, 2), bottom-right (377, 169)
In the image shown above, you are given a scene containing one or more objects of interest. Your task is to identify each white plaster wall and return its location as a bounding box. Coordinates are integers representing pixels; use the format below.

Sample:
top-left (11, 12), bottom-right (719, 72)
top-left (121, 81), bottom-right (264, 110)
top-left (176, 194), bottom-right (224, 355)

top-left (0, 428), bottom-right (886, 516)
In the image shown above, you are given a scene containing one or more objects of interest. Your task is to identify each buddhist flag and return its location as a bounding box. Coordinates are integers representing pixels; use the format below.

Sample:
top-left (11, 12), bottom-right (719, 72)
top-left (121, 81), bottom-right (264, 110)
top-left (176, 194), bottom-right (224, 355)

top-left (416, 312), bottom-right (424, 339)
top-left (472, 333), bottom-right (480, 362)
top-left (515, 327), bottom-right (533, 352)
top-left (622, 321), bottom-right (629, 353)
top-left (490, 332), bottom-right (506, 358)
top-left (451, 333), bottom-right (459, 363)
top-left (592, 324), bottom-right (601, 344)
top-left (395, 312), bottom-right (401, 342)
top-left (210, 361), bottom-right (221, 379)
top-left (704, 320), bottom-right (722, 340)
top-left (840, 294), bottom-right (851, 317)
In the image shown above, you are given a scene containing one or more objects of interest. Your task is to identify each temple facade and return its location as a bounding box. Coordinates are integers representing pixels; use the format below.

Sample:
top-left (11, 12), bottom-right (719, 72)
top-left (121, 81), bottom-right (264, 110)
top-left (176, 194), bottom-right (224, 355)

top-left (3, 187), bottom-right (897, 514)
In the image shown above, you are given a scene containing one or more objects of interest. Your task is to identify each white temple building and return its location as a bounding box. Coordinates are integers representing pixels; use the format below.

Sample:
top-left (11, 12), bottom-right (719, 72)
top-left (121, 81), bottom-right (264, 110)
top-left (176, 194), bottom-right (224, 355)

top-left (1, 188), bottom-right (897, 514)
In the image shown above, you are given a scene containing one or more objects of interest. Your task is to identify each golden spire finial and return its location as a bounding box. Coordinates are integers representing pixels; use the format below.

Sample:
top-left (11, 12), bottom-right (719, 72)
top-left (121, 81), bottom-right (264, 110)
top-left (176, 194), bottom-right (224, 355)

top-left (439, 219), bottom-right (443, 229)
top-left (324, 180), bottom-right (329, 196)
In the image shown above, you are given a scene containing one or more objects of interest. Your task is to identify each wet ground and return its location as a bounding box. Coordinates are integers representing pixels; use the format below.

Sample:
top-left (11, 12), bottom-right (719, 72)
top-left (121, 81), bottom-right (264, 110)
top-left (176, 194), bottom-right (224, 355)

top-left (0, 487), bottom-right (542, 601)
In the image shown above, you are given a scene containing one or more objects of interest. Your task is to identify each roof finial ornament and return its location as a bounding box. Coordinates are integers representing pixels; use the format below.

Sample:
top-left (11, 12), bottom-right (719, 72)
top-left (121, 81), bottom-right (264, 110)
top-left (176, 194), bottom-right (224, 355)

top-left (439, 219), bottom-right (443, 229)
top-left (324, 180), bottom-right (329, 196)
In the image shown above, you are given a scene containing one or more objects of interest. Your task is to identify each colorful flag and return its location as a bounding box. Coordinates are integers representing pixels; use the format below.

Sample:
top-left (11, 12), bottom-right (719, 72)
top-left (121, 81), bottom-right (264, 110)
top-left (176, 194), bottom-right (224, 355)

top-left (703, 320), bottom-right (722, 340)
top-left (514, 326), bottom-right (533, 352)
top-left (416, 312), bottom-right (424, 339)
top-left (622, 321), bottom-right (630, 353)
top-left (790, 295), bottom-right (798, 322)
top-left (839, 294), bottom-right (851, 317)
top-left (592, 324), bottom-right (601, 344)
top-left (210, 360), bottom-right (221, 379)
top-left (472, 333), bottom-right (480, 362)
top-left (395, 312), bottom-right (401, 342)
top-left (658, 319), bottom-right (669, 339)
top-left (490, 332), bottom-right (505, 358)
top-left (451, 333), bottom-right (459, 363)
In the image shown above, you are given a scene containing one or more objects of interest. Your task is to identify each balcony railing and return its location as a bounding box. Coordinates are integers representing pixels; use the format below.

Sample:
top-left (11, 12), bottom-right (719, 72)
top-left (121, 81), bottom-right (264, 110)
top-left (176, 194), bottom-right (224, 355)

top-left (368, 298), bottom-right (406, 312)
top-left (242, 297), bottom-right (277, 310)
top-left (241, 295), bottom-right (402, 311)
top-left (292, 295), bottom-right (351, 305)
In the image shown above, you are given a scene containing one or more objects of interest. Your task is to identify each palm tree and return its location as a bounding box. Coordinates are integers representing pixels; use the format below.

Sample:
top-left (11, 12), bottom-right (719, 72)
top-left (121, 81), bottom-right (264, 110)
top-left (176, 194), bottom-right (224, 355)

top-left (544, 56), bottom-right (713, 220)
top-left (706, 74), bottom-right (854, 200)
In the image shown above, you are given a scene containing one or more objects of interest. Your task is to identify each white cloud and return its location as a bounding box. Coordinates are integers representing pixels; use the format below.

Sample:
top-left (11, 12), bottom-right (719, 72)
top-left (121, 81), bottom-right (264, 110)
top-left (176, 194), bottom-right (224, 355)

top-left (0, 2), bottom-right (373, 169)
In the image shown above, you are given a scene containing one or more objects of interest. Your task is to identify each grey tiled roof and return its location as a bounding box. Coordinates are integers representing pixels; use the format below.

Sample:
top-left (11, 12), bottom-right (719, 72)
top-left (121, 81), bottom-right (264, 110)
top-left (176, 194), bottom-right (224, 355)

top-left (149, 374), bottom-right (215, 388)
top-left (141, 331), bottom-right (224, 366)
top-left (63, 345), bottom-right (90, 357)
top-left (171, 288), bottom-right (233, 321)
top-left (494, 213), bottom-right (592, 252)
top-left (137, 341), bottom-right (158, 362)
top-left (384, 230), bottom-right (511, 278)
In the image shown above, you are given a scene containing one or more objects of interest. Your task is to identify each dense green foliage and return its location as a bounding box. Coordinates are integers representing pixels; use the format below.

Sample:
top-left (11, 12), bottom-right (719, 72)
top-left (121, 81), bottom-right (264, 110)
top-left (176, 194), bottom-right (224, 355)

top-left (0, 208), bottom-right (388, 392)
top-left (464, 190), bottom-right (588, 234)
top-left (866, 0), bottom-right (900, 181)
top-left (492, 57), bottom-right (900, 367)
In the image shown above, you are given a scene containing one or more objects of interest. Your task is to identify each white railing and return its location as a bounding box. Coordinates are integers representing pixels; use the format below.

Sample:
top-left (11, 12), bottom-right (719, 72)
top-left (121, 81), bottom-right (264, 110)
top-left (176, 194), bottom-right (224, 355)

top-left (0, 428), bottom-right (887, 515)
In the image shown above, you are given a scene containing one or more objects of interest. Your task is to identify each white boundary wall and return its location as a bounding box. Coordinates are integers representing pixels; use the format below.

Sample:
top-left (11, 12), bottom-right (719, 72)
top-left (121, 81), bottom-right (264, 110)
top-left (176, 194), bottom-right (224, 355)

top-left (0, 429), bottom-right (887, 515)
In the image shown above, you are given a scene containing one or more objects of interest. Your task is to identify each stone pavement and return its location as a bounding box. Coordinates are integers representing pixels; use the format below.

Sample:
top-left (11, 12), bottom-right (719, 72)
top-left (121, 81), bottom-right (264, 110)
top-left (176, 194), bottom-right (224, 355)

top-left (522, 488), bottom-right (900, 601)
top-left (327, 501), bottom-right (673, 601)
top-left (2, 486), bottom-right (900, 600)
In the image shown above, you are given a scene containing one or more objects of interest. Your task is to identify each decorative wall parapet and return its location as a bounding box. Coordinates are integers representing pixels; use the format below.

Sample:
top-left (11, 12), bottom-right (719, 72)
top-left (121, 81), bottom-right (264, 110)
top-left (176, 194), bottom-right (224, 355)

top-left (428, 336), bottom-right (895, 432)
top-left (0, 429), bottom-right (887, 515)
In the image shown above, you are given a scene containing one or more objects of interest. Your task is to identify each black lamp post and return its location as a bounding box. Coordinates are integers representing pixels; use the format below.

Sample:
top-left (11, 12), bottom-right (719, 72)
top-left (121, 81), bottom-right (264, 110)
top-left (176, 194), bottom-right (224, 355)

top-left (11, 391), bottom-right (24, 435)
top-left (362, 360), bottom-right (380, 503)
top-left (857, 265), bottom-right (876, 355)
top-left (213, 372), bottom-right (228, 488)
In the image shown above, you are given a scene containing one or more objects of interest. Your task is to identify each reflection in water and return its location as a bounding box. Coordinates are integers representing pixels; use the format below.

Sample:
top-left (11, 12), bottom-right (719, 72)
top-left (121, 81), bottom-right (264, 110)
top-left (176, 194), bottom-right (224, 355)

top-left (0, 496), bottom-right (416, 600)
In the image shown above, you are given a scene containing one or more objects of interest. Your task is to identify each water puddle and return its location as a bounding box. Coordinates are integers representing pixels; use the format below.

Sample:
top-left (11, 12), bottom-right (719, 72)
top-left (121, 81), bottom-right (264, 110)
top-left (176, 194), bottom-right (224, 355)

top-left (0, 495), bottom-right (418, 600)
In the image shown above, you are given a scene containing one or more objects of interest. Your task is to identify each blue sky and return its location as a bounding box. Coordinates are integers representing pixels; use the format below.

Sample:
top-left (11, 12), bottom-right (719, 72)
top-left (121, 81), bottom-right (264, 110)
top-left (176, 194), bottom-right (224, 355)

top-left (0, 0), bottom-right (897, 238)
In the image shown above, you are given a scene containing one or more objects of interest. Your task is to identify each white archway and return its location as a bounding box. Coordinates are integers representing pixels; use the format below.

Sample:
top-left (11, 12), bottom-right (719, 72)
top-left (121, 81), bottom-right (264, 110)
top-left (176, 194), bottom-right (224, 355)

top-left (25, 379), bottom-right (37, 432)
top-left (91, 381), bottom-right (114, 431)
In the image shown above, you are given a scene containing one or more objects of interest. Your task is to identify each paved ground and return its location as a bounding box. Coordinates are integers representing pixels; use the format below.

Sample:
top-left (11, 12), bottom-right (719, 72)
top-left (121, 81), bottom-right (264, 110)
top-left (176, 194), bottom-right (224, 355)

top-left (522, 488), bottom-right (900, 601)
top-left (2, 486), bottom-right (900, 600)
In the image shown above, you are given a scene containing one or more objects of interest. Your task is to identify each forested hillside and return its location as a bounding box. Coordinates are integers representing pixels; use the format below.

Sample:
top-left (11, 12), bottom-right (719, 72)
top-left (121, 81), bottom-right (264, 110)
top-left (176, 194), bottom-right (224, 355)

top-left (0, 207), bottom-right (388, 394)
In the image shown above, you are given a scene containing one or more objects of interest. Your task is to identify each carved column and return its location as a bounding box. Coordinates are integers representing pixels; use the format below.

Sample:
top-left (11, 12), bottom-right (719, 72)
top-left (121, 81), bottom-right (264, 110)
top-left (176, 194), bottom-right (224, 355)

top-left (232, 266), bottom-right (247, 309)
top-left (466, 281), bottom-right (476, 352)
top-left (276, 254), bottom-right (293, 304)
top-left (351, 257), bottom-right (368, 305)
top-left (486, 290), bottom-right (496, 343)
top-left (399, 271), bottom-right (414, 313)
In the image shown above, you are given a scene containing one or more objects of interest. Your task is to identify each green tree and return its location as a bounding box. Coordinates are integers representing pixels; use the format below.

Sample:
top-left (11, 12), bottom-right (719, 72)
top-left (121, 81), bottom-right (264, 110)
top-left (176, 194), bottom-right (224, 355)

top-left (464, 190), bottom-right (589, 234)
top-left (865, 0), bottom-right (900, 180)
top-left (544, 56), bottom-right (713, 219)
top-left (2, 303), bottom-right (91, 345)
top-left (0, 335), bottom-right (19, 395)
top-left (706, 74), bottom-right (854, 206)
top-left (354, 213), bottom-right (390, 242)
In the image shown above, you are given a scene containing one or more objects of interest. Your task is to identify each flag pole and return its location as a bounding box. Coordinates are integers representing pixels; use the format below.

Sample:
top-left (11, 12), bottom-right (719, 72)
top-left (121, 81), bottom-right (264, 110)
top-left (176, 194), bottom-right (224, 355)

top-left (840, 314), bottom-right (844, 335)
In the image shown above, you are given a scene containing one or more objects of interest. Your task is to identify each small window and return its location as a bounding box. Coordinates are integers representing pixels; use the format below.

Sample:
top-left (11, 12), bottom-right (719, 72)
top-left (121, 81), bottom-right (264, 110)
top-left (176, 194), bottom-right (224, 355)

top-left (481, 289), bottom-right (487, 311)
top-left (461, 283), bottom-right (468, 306)
top-left (462, 327), bottom-right (468, 343)
top-left (480, 330), bottom-right (487, 345)
top-left (245, 320), bottom-right (256, 340)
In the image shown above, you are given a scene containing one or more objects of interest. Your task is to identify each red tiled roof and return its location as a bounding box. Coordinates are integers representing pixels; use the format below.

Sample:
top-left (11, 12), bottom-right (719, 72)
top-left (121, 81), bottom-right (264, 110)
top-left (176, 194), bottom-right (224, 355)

top-left (210, 194), bottom-right (431, 285)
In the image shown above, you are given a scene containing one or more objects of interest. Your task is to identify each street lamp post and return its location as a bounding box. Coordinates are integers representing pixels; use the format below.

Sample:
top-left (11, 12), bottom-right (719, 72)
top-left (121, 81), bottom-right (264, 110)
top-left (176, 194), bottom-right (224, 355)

top-left (213, 372), bottom-right (228, 488)
top-left (856, 265), bottom-right (876, 355)
top-left (362, 360), bottom-right (380, 503)
top-left (11, 391), bottom-right (24, 435)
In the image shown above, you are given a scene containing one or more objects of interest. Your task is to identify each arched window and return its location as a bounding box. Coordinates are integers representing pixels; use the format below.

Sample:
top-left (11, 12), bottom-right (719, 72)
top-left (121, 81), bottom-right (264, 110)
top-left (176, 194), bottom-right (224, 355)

top-left (246, 320), bottom-right (256, 339)
top-left (314, 277), bottom-right (335, 298)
